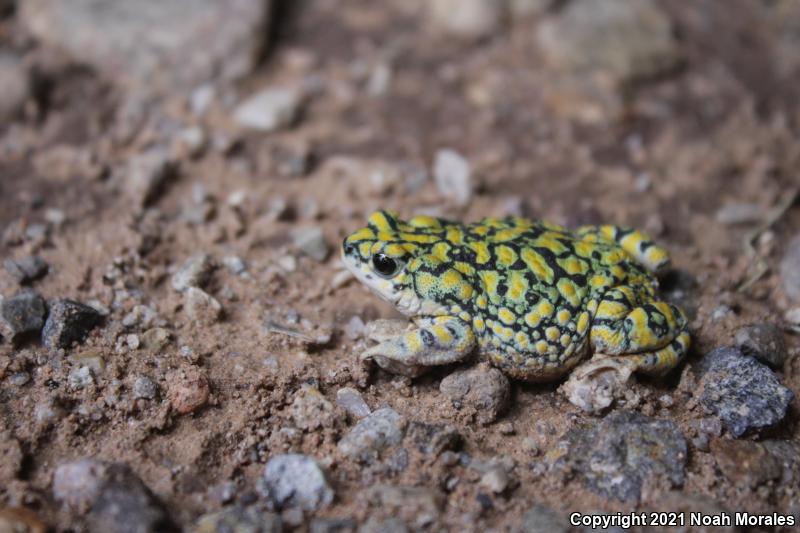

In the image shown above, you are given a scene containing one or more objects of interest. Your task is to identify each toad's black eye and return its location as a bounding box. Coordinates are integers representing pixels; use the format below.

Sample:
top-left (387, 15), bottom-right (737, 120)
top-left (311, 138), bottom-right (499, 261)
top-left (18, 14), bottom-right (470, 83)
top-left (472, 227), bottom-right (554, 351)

top-left (372, 253), bottom-right (399, 277)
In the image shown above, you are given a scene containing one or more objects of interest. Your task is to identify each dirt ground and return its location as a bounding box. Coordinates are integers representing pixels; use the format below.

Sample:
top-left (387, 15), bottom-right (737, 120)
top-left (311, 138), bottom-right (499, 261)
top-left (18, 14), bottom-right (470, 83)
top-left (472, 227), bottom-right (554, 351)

top-left (1, 0), bottom-right (800, 531)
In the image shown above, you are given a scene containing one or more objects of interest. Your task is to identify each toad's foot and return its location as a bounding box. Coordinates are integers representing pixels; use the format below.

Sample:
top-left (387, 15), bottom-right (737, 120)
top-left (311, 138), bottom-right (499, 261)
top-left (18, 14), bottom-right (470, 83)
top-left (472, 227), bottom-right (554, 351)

top-left (361, 316), bottom-right (476, 378)
top-left (560, 354), bottom-right (636, 413)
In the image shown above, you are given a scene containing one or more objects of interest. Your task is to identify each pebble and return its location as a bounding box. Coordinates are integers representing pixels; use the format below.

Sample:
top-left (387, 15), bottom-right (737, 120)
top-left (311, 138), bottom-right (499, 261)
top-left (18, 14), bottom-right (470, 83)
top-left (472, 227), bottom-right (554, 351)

top-left (3, 256), bottom-right (48, 284)
top-left (124, 148), bottom-right (177, 207)
top-left (479, 466), bottom-right (510, 494)
top-left (234, 87), bottom-right (303, 132)
top-left (519, 503), bottom-right (570, 533)
top-left (560, 410), bottom-right (687, 502)
top-left (140, 328), bottom-right (171, 352)
top-left (780, 233), bottom-right (800, 302)
top-left (55, 459), bottom-right (173, 532)
top-left (133, 376), bottom-right (158, 400)
top-left (0, 507), bottom-right (47, 533)
top-left (335, 387), bottom-right (371, 418)
top-left (427, 0), bottom-right (505, 40)
top-left (710, 439), bottom-right (785, 489)
top-left (171, 253), bottom-right (214, 292)
top-left (222, 255), bottom-right (247, 275)
top-left (715, 203), bottom-right (765, 225)
top-left (439, 363), bottom-right (510, 425)
top-left (291, 227), bottom-right (329, 262)
top-left (0, 290), bottom-right (47, 342)
top-left (174, 126), bottom-right (207, 158)
top-left (42, 299), bottom-right (103, 350)
top-left (536, 0), bottom-right (679, 83)
top-left (0, 51), bottom-right (27, 121)
top-left (8, 372), bottom-right (31, 386)
top-left (122, 305), bottom-right (159, 329)
top-left (362, 485), bottom-right (444, 530)
top-left (695, 346), bottom-right (794, 437)
top-left (184, 287), bottom-right (223, 324)
top-left (262, 454), bottom-right (334, 512)
top-left (433, 149), bottom-right (473, 207)
top-left (167, 366), bottom-right (210, 414)
top-left (193, 506), bottom-right (282, 533)
top-left (734, 323), bottom-right (788, 368)
top-left (337, 407), bottom-right (406, 463)
top-left (405, 421), bottom-right (461, 457)
top-left (290, 385), bottom-right (336, 431)
top-left (68, 366), bottom-right (94, 389)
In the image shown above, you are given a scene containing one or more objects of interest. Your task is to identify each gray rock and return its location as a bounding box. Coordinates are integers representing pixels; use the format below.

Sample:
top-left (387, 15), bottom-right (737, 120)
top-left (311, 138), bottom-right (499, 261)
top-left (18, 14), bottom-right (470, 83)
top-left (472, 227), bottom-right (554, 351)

top-left (20, 0), bottom-right (272, 96)
top-left (222, 255), bottom-right (247, 275)
top-left (184, 287), bottom-right (222, 324)
top-left (292, 227), bottom-right (329, 262)
top-left (133, 376), bottom-right (158, 400)
top-left (125, 148), bottom-right (177, 207)
top-left (309, 518), bottom-right (357, 533)
top-left (336, 387), bottom-right (371, 419)
top-left (519, 504), bottom-right (570, 533)
top-left (0, 51), bottom-right (27, 121)
top-left (171, 254), bottom-right (214, 292)
top-left (337, 407), bottom-right (406, 463)
top-left (427, 0), bottom-right (505, 40)
top-left (561, 410), bottom-right (687, 502)
top-left (537, 0), bottom-right (680, 83)
top-left (715, 203), bottom-right (765, 225)
top-left (440, 363), bottom-right (510, 425)
top-left (3, 256), bottom-right (48, 284)
top-left (780, 233), bottom-right (800, 302)
top-left (42, 299), bottom-right (103, 349)
top-left (53, 458), bottom-right (173, 532)
top-left (710, 439), bottom-right (785, 489)
top-left (290, 385), bottom-right (336, 431)
top-left (695, 347), bottom-right (794, 437)
top-left (734, 323), bottom-right (788, 368)
top-left (361, 485), bottom-right (444, 530)
top-left (405, 421), bottom-right (460, 457)
top-left (193, 506), bottom-right (282, 533)
top-left (0, 290), bottom-right (47, 341)
top-left (262, 454), bottom-right (334, 512)
top-left (68, 366), bottom-right (94, 389)
top-left (433, 149), bottom-right (472, 207)
top-left (233, 87), bottom-right (303, 132)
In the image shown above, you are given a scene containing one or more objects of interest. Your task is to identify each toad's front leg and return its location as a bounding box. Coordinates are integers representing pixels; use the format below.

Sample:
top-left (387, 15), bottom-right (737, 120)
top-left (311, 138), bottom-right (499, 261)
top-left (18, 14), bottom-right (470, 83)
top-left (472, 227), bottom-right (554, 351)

top-left (362, 316), bottom-right (476, 375)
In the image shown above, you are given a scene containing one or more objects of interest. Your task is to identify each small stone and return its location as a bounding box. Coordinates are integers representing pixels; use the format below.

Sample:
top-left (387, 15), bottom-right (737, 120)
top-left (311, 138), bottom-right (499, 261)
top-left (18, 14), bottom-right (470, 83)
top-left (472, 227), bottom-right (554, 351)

top-left (337, 407), bottom-right (406, 463)
top-left (779, 231), bottom-right (800, 303)
top-left (133, 376), bottom-right (158, 400)
top-left (427, 0), bottom-right (505, 40)
top-left (167, 366), bottom-right (210, 414)
top-left (405, 422), bottom-right (460, 457)
top-left (68, 366), bottom-right (94, 389)
top-left (140, 328), bottom-right (171, 352)
top-left (3, 256), bottom-right (48, 284)
top-left (0, 290), bottom-right (47, 342)
top-left (537, 0), bottom-right (679, 83)
top-left (42, 299), bottom-right (103, 350)
top-left (122, 305), bottom-right (159, 329)
top-left (171, 253), bottom-right (214, 292)
top-left (336, 387), bottom-right (371, 418)
top-left (362, 485), bottom-right (444, 530)
top-left (0, 52), bottom-right (27, 121)
top-left (184, 287), bottom-right (223, 324)
top-left (479, 466), bottom-right (510, 494)
top-left (521, 437), bottom-right (540, 456)
top-left (262, 454), bottom-right (334, 512)
top-left (234, 87), bottom-right (303, 132)
top-left (194, 506), bottom-right (282, 533)
top-left (343, 315), bottom-right (365, 341)
top-left (734, 323), bottom-right (788, 368)
top-left (190, 85), bottom-right (215, 116)
top-left (439, 363), bottom-right (510, 425)
top-left (126, 334), bottom-right (140, 350)
top-left (8, 372), bottom-right (30, 386)
top-left (710, 439), bottom-right (784, 489)
top-left (290, 385), bottom-right (336, 431)
top-left (715, 203), bottom-right (765, 225)
top-left (560, 410), bottom-right (687, 502)
top-left (695, 347), bottom-right (794, 437)
top-left (360, 517), bottom-right (409, 533)
top-left (71, 352), bottom-right (105, 375)
top-left (0, 507), bottom-right (47, 533)
top-left (519, 504), bottom-right (570, 533)
top-left (561, 355), bottom-right (636, 413)
top-left (125, 148), bottom-right (177, 207)
top-left (433, 149), bottom-right (472, 207)
top-left (174, 126), bottom-right (207, 158)
top-left (291, 227), bottom-right (329, 262)
top-left (222, 255), bottom-right (247, 275)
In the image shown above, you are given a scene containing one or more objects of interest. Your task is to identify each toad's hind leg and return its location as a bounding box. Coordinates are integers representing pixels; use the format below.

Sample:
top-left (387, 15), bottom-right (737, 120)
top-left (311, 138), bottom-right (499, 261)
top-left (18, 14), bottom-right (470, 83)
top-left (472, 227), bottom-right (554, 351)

top-left (577, 224), bottom-right (671, 274)
top-left (590, 287), bottom-right (690, 375)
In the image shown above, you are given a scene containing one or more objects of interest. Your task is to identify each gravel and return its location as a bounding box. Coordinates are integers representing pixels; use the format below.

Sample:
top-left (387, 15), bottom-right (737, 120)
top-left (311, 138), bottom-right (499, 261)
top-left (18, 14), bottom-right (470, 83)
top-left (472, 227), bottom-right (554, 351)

top-left (167, 366), bottom-right (210, 414)
top-left (171, 253), bottom-right (214, 292)
top-left (0, 290), bottom-right (47, 342)
top-left (560, 410), bottom-right (687, 502)
top-left (405, 421), bottom-right (460, 457)
top-left (68, 366), bottom-right (94, 389)
top-left (337, 407), bottom-right (406, 463)
top-left (124, 148), bottom-right (178, 208)
top-left (291, 227), bottom-right (330, 262)
top-left (335, 387), bottom-right (371, 419)
top-left (439, 363), bottom-right (510, 425)
top-left (3, 255), bottom-right (48, 284)
top-left (290, 385), bottom-right (336, 430)
top-left (234, 87), bottom-right (303, 132)
top-left (184, 287), bottom-right (223, 324)
top-left (133, 376), bottom-right (158, 400)
top-left (41, 299), bottom-right (104, 350)
top-left (734, 322), bottom-right (789, 368)
top-left (262, 454), bottom-right (334, 512)
top-left (433, 149), bottom-right (473, 207)
top-left (695, 346), bottom-right (794, 437)
top-left (193, 506), bottom-right (281, 533)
